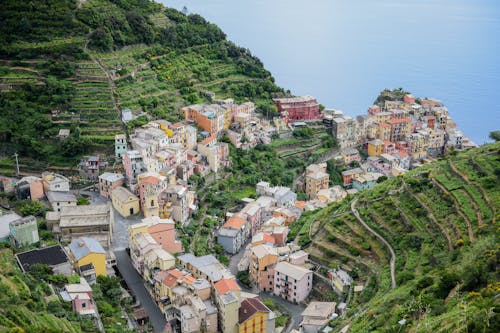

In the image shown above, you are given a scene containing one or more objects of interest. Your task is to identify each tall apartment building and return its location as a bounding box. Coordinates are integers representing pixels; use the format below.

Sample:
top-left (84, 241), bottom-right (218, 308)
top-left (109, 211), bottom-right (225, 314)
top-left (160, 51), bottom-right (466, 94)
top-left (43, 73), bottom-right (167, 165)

top-left (305, 163), bottom-right (329, 199)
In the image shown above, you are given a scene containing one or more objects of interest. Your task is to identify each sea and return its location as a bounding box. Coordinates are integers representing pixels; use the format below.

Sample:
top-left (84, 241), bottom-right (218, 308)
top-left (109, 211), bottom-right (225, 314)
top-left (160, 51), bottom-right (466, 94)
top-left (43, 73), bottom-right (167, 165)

top-left (161, 0), bottom-right (500, 144)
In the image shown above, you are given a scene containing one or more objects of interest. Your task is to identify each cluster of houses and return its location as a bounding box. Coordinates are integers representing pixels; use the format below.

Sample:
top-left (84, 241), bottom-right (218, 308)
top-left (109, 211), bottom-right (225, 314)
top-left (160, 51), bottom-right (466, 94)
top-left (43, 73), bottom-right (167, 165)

top-left (14, 235), bottom-right (112, 319)
top-left (0, 172), bottom-right (115, 251)
top-left (128, 216), bottom-right (277, 333)
top-left (104, 99), bottom-right (280, 226)
top-left (213, 181), bottom-right (317, 304)
top-left (331, 94), bottom-right (476, 165)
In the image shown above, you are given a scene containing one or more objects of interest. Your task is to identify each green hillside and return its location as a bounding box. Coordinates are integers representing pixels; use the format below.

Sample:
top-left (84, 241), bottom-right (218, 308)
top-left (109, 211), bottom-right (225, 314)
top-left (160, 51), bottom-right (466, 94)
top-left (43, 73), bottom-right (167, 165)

top-left (304, 142), bottom-right (500, 332)
top-left (0, 0), bottom-right (284, 169)
top-left (0, 247), bottom-right (87, 333)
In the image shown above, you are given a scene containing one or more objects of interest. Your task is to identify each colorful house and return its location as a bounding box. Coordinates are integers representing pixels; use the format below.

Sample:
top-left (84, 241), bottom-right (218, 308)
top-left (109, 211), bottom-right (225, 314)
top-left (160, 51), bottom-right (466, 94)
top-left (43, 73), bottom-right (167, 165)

top-left (98, 172), bottom-right (125, 199)
top-left (115, 134), bottom-right (127, 161)
top-left (67, 237), bottom-right (107, 283)
top-left (273, 261), bottom-right (313, 303)
top-left (214, 278), bottom-right (241, 333)
top-left (249, 245), bottom-right (278, 291)
top-left (61, 278), bottom-right (97, 316)
top-left (367, 139), bottom-right (384, 157)
top-left (145, 217), bottom-right (183, 254)
top-left (273, 96), bottom-right (321, 123)
top-left (111, 186), bottom-right (140, 217)
top-left (15, 176), bottom-right (44, 201)
top-left (305, 163), bottom-right (329, 199)
top-left (217, 215), bottom-right (250, 254)
top-left (238, 298), bottom-right (272, 333)
top-left (9, 215), bottom-right (39, 247)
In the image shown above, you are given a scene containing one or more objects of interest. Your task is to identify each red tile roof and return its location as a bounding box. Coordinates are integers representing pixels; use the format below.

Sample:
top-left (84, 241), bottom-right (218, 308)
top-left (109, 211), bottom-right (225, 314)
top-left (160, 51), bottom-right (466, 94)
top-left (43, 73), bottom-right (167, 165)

top-left (223, 216), bottom-right (246, 230)
top-left (238, 298), bottom-right (270, 324)
top-left (139, 176), bottom-right (160, 185)
top-left (163, 269), bottom-right (185, 287)
top-left (183, 276), bottom-right (196, 285)
top-left (214, 278), bottom-right (240, 296)
top-left (200, 136), bottom-right (215, 146)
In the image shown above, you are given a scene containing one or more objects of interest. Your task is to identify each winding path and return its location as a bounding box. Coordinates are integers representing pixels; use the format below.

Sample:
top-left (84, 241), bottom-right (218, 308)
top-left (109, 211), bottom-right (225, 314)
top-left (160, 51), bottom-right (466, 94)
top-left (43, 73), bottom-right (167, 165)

top-left (351, 198), bottom-right (397, 289)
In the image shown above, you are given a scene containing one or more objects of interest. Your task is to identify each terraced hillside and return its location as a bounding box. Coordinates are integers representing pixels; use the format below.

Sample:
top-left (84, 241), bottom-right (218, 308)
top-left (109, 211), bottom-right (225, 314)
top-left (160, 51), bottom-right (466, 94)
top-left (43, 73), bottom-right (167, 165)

top-left (0, 0), bottom-right (284, 167)
top-left (305, 143), bottom-right (499, 332)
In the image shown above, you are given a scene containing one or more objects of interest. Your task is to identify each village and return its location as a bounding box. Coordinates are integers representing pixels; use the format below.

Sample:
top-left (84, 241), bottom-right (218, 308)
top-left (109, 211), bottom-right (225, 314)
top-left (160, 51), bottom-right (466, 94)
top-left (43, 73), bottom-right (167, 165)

top-left (0, 92), bottom-right (475, 333)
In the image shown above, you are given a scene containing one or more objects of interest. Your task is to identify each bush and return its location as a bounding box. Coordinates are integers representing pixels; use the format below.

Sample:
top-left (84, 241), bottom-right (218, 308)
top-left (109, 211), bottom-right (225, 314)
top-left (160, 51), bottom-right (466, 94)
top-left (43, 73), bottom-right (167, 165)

top-left (18, 201), bottom-right (46, 217)
top-left (237, 271), bottom-right (251, 286)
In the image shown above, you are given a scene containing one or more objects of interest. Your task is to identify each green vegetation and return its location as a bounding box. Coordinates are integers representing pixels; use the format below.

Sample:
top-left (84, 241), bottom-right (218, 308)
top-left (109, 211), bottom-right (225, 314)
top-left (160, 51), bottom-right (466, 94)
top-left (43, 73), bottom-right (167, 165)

top-left (305, 143), bottom-right (500, 332)
top-left (0, 248), bottom-right (88, 332)
top-left (262, 298), bottom-right (291, 328)
top-left (0, 0), bottom-right (285, 167)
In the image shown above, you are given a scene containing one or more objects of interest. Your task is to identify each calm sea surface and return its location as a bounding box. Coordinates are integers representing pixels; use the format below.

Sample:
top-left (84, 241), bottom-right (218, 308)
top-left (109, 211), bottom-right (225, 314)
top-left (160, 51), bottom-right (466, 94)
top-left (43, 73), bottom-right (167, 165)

top-left (162, 0), bottom-right (500, 143)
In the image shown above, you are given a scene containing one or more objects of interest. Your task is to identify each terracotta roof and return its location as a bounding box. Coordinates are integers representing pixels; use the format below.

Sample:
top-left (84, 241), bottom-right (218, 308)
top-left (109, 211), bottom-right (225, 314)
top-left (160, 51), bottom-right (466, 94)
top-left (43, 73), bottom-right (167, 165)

top-left (183, 276), bottom-right (196, 285)
top-left (263, 234), bottom-right (275, 243)
top-left (238, 298), bottom-right (270, 324)
top-left (223, 216), bottom-right (246, 230)
top-left (163, 269), bottom-right (184, 287)
top-left (148, 223), bottom-right (175, 234)
top-left (214, 278), bottom-right (240, 296)
top-left (295, 201), bottom-right (306, 209)
top-left (200, 136), bottom-right (215, 145)
top-left (139, 176), bottom-right (160, 185)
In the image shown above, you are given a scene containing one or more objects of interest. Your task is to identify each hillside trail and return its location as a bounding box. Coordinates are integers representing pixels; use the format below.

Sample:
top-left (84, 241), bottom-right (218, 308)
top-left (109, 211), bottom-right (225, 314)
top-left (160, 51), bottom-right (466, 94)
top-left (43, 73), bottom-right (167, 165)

top-left (351, 198), bottom-right (396, 289)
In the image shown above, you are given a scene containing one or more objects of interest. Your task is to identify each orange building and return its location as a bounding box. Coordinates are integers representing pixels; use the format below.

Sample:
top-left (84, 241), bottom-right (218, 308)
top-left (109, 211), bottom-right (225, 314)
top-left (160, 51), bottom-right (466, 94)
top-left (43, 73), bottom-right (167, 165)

top-left (182, 104), bottom-right (225, 136)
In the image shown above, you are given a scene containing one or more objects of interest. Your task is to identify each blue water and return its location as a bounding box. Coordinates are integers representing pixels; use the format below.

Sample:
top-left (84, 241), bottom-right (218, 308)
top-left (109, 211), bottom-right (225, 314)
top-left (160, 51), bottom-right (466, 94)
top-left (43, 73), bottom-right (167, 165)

top-left (161, 0), bottom-right (500, 144)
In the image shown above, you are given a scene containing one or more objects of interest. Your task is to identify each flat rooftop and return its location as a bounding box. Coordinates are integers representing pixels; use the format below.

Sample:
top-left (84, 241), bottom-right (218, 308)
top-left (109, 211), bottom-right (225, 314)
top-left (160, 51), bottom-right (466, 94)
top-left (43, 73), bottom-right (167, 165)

top-left (16, 245), bottom-right (69, 272)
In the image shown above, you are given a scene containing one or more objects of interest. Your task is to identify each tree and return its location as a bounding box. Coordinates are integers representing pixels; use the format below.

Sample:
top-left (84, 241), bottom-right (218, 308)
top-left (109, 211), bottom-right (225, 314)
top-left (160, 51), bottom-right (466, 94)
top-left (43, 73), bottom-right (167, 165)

top-left (28, 263), bottom-right (52, 281)
top-left (489, 130), bottom-right (500, 142)
top-left (88, 28), bottom-right (113, 51)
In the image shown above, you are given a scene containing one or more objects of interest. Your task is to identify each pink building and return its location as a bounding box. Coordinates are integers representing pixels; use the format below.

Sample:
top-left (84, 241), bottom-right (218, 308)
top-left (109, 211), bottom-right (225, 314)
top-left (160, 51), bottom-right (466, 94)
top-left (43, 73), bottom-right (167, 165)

top-left (368, 105), bottom-right (381, 117)
top-left (260, 266), bottom-right (275, 293)
top-left (62, 278), bottom-right (96, 317)
top-left (273, 261), bottom-right (313, 303)
top-left (98, 173), bottom-right (125, 198)
top-left (241, 202), bottom-right (262, 235)
top-left (273, 96), bottom-right (322, 123)
top-left (404, 94), bottom-right (416, 104)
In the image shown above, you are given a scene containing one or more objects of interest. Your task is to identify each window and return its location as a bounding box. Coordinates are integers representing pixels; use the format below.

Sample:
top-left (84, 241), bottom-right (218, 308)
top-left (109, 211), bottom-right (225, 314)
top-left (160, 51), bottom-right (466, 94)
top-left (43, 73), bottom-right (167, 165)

top-left (82, 303), bottom-right (86, 308)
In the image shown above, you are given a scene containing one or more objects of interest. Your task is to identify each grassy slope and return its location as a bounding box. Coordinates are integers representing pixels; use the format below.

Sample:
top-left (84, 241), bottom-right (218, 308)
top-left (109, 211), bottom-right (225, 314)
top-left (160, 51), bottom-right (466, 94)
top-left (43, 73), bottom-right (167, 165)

top-left (305, 143), bottom-right (500, 332)
top-left (0, 248), bottom-right (82, 333)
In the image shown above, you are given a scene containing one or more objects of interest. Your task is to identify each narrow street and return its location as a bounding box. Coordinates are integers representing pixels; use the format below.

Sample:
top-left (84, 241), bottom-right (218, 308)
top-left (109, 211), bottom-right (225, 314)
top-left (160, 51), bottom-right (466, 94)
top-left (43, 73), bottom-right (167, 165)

top-left (115, 250), bottom-right (167, 333)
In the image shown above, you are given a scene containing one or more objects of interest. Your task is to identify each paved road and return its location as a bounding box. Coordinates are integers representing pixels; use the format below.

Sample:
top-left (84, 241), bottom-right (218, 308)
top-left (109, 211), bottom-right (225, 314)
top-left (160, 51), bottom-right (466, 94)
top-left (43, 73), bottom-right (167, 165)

top-left (258, 291), bottom-right (305, 333)
top-left (115, 250), bottom-right (167, 333)
top-left (351, 198), bottom-right (396, 289)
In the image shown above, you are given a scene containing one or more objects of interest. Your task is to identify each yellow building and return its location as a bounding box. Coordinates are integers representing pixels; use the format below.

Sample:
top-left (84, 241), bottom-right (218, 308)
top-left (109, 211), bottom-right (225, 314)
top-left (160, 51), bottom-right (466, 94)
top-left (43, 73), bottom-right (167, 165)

top-left (238, 298), bottom-right (271, 333)
top-left (111, 186), bottom-right (140, 217)
top-left (367, 139), bottom-right (384, 157)
top-left (305, 163), bottom-right (330, 199)
top-left (67, 237), bottom-right (107, 283)
top-left (144, 248), bottom-right (175, 281)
